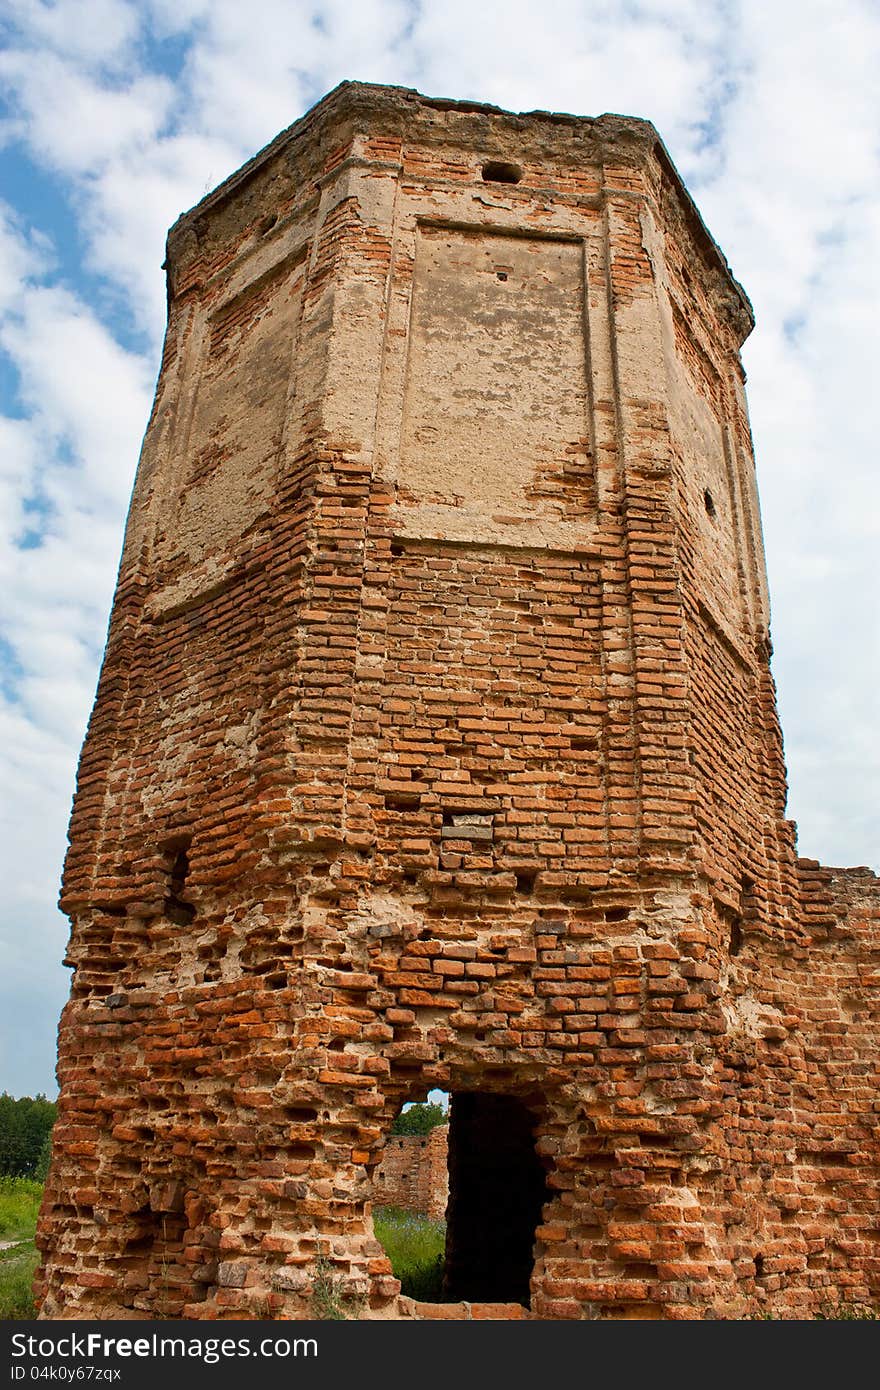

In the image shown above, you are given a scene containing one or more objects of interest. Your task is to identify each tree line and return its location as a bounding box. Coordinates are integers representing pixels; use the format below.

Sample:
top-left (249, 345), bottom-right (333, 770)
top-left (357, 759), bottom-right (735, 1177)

top-left (0, 1092), bottom-right (56, 1179)
top-left (391, 1102), bottom-right (447, 1135)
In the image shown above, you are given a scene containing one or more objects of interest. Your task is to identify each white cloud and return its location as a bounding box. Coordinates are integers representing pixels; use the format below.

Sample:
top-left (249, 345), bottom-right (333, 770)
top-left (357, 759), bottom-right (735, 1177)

top-left (3, 0), bottom-right (141, 68)
top-left (2, 285), bottom-right (152, 494)
top-left (78, 130), bottom-right (246, 341)
top-left (0, 51), bottom-right (175, 175)
top-left (151, 0), bottom-right (416, 148)
top-left (683, 0), bottom-right (880, 867)
top-left (0, 201), bottom-right (155, 1094)
top-left (0, 201), bottom-right (53, 310)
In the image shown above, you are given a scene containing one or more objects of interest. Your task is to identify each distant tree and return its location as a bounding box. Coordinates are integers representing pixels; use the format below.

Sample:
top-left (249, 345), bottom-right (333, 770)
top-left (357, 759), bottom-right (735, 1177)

top-left (391, 1102), bottom-right (447, 1136)
top-left (0, 1093), bottom-right (57, 1178)
top-left (34, 1130), bottom-right (53, 1183)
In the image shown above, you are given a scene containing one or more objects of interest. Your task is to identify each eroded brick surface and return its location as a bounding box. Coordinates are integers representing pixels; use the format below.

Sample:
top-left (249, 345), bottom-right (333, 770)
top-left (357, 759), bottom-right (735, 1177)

top-left (36, 82), bottom-right (880, 1322)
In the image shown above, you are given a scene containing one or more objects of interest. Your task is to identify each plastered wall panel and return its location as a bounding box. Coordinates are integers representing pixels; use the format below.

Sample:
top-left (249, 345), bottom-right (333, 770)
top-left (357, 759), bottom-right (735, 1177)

top-left (397, 226), bottom-right (593, 541)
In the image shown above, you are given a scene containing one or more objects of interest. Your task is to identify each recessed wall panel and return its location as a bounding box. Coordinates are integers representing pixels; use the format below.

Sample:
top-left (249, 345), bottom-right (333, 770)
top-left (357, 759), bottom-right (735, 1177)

top-left (397, 226), bottom-right (593, 542)
top-left (158, 260), bottom-right (303, 576)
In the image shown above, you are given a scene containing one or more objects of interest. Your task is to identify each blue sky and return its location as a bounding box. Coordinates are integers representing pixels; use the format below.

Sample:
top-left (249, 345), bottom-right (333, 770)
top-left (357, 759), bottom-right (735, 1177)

top-left (1, 0), bottom-right (878, 1099)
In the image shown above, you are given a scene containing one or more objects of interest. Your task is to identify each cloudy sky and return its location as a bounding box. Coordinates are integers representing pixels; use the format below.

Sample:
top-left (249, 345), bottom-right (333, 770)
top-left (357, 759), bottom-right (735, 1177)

top-left (1, 0), bottom-right (877, 1099)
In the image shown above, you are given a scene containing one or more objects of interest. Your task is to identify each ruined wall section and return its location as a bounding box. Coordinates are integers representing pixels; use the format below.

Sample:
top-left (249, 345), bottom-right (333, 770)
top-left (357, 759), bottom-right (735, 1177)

top-left (374, 1126), bottom-right (449, 1221)
top-left (58, 92), bottom-right (355, 920)
top-left (785, 862), bottom-right (880, 1307)
top-left (341, 110), bottom-right (702, 908)
top-left (704, 860), bottom-right (880, 1316)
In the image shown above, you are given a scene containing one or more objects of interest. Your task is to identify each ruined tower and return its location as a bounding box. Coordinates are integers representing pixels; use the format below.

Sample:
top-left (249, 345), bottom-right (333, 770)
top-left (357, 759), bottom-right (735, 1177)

top-left (38, 83), bottom-right (880, 1320)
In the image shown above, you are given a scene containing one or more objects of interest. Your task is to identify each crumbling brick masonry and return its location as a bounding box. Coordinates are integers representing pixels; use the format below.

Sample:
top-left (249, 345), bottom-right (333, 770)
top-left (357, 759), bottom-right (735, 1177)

top-left (36, 82), bottom-right (880, 1321)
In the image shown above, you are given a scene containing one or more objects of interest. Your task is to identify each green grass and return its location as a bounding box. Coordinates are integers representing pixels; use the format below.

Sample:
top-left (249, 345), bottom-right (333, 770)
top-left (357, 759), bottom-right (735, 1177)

top-left (0, 1242), bottom-right (39, 1318)
top-left (0, 1175), bottom-right (43, 1241)
top-left (373, 1206), bottom-right (446, 1301)
top-left (816, 1304), bottom-right (878, 1320)
top-left (0, 1176), bottom-right (42, 1319)
top-left (308, 1256), bottom-right (365, 1320)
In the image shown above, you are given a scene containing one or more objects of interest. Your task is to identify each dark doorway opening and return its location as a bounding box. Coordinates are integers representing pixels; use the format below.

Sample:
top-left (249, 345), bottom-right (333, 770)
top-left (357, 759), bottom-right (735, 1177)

top-left (443, 1091), bottom-right (548, 1306)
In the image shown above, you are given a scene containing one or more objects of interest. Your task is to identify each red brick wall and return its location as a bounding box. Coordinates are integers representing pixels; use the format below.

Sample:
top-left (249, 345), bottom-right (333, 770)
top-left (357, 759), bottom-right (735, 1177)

top-left (374, 1126), bottom-right (449, 1222)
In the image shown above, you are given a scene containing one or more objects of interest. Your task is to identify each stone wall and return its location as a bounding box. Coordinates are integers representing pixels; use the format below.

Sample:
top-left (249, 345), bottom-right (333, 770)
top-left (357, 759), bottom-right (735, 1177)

top-left (35, 82), bottom-right (880, 1322)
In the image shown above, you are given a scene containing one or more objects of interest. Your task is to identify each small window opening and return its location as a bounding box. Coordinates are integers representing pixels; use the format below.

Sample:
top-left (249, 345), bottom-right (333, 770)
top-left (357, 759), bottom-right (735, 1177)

top-left (481, 160), bottom-right (522, 185)
top-left (729, 874), bottom-right (755, 955)
top-left (441, 810), bottom-right (494, 843)
top-left (515, 870), bottom-right (536, 895)
top-left (570, 735), bottom-right (599, 751)
top-left (740, 874), bottom-right (757, 921)
top-left (754, 1253), bottom-right (765, 1279)
top-left (163, 841), bottom-right (195, 926)
top-left (703, 488), bottom-right (716, 518)
top-left (496, 270), bottom-right (508, 281)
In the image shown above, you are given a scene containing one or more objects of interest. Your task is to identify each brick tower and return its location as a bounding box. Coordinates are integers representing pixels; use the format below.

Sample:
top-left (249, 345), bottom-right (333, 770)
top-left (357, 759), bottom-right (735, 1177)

top-left (38, 83), bottom-right (880, 1321)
